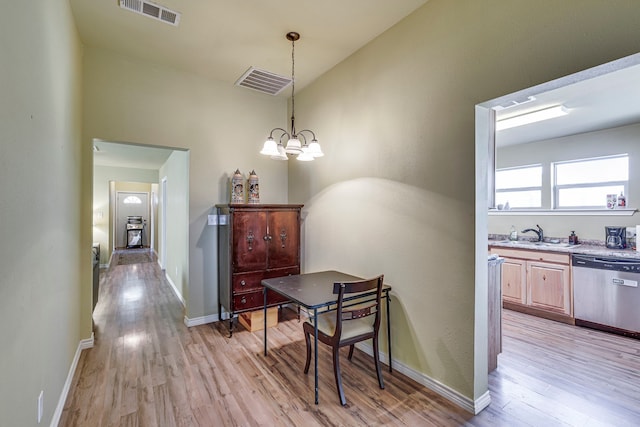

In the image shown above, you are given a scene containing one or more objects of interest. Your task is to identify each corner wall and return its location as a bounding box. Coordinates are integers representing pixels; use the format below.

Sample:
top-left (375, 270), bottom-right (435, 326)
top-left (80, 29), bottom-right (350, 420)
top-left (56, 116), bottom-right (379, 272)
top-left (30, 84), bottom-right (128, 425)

top-left (82, 47), bottom-right (289, 320)
top-left (288, 0), bottom-right (640, 406)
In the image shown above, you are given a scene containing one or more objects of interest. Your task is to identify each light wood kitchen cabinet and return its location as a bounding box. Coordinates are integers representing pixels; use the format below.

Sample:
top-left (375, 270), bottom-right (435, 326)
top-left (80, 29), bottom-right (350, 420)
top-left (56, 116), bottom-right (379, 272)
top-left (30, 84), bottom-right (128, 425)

top-left (501, 258), bottom-right (526, 305)
top-left (489, 247), bottom-right (573, 321)
top-left (528, 260), bottom-right (571, 314)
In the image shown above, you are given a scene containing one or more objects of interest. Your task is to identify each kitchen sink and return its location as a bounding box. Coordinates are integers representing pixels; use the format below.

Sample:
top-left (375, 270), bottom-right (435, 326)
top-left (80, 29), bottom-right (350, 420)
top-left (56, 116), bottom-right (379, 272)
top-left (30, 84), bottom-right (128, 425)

top-left (496, 240), bottom-right (580, 248)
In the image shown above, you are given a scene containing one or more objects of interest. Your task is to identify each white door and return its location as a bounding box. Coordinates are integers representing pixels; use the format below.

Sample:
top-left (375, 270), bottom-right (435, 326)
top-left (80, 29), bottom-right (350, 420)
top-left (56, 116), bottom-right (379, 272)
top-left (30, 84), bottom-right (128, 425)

top-left (115, 192), bottom-right (149, 249)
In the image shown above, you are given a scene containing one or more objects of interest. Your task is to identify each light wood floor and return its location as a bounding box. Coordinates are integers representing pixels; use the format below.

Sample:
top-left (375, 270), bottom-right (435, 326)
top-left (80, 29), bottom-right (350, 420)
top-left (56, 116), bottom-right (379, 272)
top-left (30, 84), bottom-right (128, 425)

top-left (60, 252), bottom-right (640, 426)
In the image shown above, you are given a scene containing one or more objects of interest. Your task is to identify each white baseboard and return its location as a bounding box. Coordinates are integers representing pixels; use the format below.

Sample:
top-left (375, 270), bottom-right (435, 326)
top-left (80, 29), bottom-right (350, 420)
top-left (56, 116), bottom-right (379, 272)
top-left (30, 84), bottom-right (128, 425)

top-left (184, 313), bottom-right (220, 327)
top-left (51, 333), bottom-right (95, 427)
top-left (357, 342), bottom-right (491, 415)
top-left (164, 272), bottom-right (185, 308)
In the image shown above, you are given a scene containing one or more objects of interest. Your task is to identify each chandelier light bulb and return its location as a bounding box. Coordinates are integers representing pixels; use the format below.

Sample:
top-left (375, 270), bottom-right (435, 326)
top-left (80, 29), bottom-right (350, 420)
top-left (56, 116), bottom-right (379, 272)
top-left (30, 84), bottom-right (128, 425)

top-left (260, 137), bottom-right (279, 156)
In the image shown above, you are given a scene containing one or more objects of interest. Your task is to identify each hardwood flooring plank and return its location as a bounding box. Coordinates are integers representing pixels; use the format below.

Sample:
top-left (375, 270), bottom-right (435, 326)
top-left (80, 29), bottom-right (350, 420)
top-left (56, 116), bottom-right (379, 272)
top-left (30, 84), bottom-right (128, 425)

top-left (60, 250), bottom-right (640, 426)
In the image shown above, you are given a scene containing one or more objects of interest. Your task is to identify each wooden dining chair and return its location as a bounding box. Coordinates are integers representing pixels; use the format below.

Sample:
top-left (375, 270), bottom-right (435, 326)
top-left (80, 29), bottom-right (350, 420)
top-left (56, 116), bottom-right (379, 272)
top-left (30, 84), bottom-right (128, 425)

top-left (303, 275), bottom-right (385, 406)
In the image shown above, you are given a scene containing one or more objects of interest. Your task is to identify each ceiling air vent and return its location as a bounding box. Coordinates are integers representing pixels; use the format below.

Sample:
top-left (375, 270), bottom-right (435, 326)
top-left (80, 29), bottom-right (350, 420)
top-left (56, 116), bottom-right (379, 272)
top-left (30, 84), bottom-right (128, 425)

top-left (119, 0), bottom-right (181, 26)
top-left (235, 67), bottom-right (292, 96)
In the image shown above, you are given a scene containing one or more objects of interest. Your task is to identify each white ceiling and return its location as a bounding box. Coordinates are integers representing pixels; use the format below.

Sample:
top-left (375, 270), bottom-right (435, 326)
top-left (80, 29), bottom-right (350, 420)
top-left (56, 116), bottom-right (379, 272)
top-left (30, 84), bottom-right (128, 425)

top-left (74, 0), bottom-right (429, 169)
top-left (70, 0), bottom-right (428, 92)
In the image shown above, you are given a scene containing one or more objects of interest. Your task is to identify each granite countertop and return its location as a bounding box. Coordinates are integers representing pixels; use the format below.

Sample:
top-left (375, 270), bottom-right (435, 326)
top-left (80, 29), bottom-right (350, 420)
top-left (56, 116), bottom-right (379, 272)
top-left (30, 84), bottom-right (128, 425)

top-left (489, 235), bottom-right (640, 260)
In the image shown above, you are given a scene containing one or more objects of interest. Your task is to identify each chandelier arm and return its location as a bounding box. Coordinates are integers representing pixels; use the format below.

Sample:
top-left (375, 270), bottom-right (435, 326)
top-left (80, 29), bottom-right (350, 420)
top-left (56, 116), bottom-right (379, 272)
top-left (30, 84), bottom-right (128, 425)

top-left (269, 127), bottom-right (290, 140)
top-left (296, 129), bottom-right (317, 140)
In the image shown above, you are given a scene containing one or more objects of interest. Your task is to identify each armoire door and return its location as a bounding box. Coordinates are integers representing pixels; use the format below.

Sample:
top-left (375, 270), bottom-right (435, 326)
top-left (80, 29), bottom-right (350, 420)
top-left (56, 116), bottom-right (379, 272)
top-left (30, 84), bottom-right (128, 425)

top-left (232, 211), bottom-right (268, 272)
top-left (267, 210), bottom-right (300, 269)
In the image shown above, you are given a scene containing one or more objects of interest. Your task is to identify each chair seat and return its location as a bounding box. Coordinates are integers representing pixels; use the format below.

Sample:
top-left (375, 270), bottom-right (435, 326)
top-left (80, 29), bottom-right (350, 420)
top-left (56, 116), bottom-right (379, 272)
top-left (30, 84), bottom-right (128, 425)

top-left (310, 311), bottom-right (374, 341)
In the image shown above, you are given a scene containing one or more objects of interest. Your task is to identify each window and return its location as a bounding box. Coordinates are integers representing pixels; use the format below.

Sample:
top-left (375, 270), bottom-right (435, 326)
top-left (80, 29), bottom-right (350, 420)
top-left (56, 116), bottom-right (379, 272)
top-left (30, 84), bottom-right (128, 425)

top-left (495, 165), bottom-right (542, 208)
top-left (554, 155), bottom-right (628, 209)
top-left (123, 196), bottom-right (143, 204)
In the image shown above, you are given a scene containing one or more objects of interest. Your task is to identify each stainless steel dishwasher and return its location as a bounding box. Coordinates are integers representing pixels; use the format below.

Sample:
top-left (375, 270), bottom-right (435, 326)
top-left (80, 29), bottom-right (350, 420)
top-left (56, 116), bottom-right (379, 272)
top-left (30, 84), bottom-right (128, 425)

top-left (572, 254), bottom-right (640, 338)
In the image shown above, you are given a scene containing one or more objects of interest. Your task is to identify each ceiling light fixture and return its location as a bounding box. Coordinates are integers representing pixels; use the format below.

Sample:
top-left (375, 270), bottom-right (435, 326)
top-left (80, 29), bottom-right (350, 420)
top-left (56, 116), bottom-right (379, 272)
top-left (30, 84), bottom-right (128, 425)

top-left (496, 105), bottom-right (569, 131)
top-left (260, 32), bottom-right (323, 161)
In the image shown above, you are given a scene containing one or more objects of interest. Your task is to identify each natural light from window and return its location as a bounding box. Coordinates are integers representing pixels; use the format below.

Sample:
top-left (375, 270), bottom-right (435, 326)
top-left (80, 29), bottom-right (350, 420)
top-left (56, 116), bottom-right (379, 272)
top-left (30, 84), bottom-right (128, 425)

top-left (495, 165), bottom-right (542, 208)
top-left (123, 196), bottom-right (143, 204)
top-left (554, 155), bottom-right (628, 208)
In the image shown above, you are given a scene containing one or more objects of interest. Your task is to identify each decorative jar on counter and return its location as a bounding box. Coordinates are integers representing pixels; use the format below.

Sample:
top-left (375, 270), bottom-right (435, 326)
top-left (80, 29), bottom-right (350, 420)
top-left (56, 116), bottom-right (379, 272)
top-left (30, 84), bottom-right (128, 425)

top-left (248, 170), bottom-right (260, 204)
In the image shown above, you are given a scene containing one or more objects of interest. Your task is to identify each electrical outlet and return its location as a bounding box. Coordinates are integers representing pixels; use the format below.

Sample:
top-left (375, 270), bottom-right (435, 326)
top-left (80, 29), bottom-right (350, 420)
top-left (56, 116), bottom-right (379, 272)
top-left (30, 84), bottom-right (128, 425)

top-left (38, 390), bottom-right (43, 423)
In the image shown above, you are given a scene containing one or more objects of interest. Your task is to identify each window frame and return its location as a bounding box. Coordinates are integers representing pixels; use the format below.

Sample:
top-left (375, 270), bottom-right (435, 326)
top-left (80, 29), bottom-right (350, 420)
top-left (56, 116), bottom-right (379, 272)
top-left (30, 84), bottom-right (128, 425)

top-left (552, 154), bottom-right (629, 209)
top-left (495, 164), bottom-right (543, 209)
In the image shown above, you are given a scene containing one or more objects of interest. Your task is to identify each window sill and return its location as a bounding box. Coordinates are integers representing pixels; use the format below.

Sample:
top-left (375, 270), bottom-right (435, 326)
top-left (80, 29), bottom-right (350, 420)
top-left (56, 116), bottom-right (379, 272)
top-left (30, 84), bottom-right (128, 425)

top-left (488, 209), bottom-right (637, 216)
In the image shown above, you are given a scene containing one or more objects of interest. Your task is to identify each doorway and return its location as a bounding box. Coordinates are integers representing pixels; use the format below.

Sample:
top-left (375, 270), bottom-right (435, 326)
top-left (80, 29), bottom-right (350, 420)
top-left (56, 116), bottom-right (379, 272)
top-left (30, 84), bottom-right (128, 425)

top-left (115, 191), bottom-right (150, 249)
top-left (476, 52), bottom-right (640, 371)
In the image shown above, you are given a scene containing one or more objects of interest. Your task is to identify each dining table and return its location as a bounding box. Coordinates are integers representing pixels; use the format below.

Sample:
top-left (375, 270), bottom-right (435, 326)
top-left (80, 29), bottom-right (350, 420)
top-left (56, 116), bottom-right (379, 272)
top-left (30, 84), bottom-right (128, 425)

top-left (261, 270), bottom-right (392, 404)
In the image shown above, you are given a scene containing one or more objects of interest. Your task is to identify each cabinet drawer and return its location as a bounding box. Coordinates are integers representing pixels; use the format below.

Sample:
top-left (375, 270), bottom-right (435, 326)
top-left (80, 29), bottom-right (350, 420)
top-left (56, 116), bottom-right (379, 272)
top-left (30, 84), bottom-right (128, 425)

top-left (490, 247), bottom-right (569, 264)
top-left (232, 271), bottom-right (264, 292)
top-left (233, 291), bottom-right (264, 311)
top-left (232, 289), bottom-right (290, 312)
top-left (232, 267), bottom-right (300, 293)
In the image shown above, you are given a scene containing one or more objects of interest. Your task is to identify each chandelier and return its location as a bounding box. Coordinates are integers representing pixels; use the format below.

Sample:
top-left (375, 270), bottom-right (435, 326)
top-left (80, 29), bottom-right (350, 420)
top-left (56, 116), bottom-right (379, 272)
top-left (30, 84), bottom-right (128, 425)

top-left (260, 32), bottom-right (323, 161)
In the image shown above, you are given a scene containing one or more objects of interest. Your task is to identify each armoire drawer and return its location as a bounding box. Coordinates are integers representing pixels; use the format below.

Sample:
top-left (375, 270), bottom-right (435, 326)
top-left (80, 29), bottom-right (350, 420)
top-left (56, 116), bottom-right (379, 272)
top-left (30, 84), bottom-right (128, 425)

top-left (232, 289), bottom-right (290, 311)
top-left (232, 267), bottom-right (300, 293)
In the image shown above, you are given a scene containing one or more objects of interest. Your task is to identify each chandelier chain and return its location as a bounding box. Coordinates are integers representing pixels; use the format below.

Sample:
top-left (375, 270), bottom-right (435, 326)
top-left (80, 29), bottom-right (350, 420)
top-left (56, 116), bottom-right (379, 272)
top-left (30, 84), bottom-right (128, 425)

top-left (290, 36), bottom-right (296, 135)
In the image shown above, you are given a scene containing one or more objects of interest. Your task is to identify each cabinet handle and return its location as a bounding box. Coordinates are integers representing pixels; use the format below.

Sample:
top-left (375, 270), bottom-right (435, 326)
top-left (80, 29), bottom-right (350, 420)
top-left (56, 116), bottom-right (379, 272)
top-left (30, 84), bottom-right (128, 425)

top-left (247, 230), bottom-right (254, 251)
top-left (240, 297), bottom-right (246, 304)
top-left (280, 229), bottom-right (287, 248)
top-left (240, 280), bottom-right (246, 287)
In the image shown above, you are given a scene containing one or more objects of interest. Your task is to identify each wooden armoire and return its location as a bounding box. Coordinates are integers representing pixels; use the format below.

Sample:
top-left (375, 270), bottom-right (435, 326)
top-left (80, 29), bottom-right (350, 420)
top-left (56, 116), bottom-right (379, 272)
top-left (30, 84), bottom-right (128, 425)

top-left (216, 204), bottom-right (303, 335)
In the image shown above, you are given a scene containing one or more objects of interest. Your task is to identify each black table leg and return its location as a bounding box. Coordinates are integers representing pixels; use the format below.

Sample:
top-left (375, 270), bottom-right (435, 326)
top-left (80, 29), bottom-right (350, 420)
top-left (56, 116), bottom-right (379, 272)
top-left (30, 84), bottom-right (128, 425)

top-left (314, 307), bottom-right (319, 404)
top-left (386, 291), bottom-right (392, 372)
top-left (263, 288), bottom-right (268, 357)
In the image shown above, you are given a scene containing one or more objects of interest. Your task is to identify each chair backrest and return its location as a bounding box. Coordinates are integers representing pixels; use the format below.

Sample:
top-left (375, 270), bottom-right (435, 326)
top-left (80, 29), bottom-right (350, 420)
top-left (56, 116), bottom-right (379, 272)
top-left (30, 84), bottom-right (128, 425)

top-left (331, 275), bottom-right (384, 339)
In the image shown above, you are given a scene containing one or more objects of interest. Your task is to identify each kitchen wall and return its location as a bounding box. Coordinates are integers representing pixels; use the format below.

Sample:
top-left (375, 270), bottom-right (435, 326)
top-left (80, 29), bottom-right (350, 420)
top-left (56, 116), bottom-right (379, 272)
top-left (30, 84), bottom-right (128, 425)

top-left (289, 0), bottom-right (640, 408)
top-left (0, 0), bottom-right (86, 425)
top-left (490, 122), bottom-right (640, 241)
top-left (81, 46), bottom-right (289, 321)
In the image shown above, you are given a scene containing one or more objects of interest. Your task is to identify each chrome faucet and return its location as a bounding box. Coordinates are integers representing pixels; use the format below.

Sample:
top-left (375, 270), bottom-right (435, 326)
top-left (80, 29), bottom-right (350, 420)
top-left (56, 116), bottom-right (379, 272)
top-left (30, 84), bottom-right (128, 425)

top-left (521, 224), bottom-right (544, 242)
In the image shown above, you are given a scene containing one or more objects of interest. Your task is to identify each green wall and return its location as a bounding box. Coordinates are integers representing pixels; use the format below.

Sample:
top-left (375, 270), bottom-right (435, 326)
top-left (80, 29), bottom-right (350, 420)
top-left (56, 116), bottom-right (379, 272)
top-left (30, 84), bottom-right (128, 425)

top-left (0, 0), bottom-right (87, 425)
top-left (81, 46), bottom-right (290, 320)
top-left (289, 0), bottom-right (640, 406)
top-left (159, 151), bottom-right (190, 308)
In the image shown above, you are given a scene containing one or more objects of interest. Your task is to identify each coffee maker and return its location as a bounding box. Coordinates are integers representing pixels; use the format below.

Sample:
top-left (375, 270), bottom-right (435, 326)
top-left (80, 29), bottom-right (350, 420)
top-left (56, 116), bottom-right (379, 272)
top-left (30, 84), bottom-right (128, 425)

top-left (605, 226), bottom-right (626, 249)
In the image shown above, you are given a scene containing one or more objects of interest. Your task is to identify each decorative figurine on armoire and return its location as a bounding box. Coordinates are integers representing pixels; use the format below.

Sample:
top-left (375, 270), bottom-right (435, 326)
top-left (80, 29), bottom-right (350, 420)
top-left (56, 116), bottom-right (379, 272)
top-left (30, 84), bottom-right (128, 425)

top-left (248, 169), bottom-right (260, 204)
top-left (231, 169), bottom-right (244, 203)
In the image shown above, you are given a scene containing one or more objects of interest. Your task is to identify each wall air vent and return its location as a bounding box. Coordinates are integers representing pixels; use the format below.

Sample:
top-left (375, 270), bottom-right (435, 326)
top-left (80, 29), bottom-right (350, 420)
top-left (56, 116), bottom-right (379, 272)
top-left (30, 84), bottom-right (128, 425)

top-left (119, 0), bottom-right (181, 26)
top-left (235, 67), bottom-right (292, 96)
